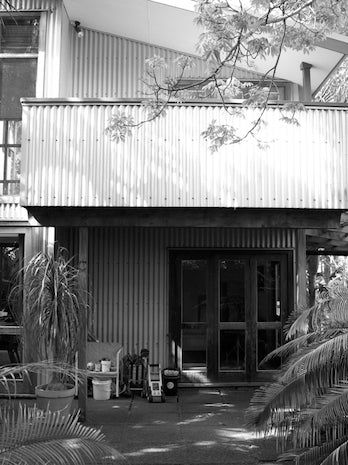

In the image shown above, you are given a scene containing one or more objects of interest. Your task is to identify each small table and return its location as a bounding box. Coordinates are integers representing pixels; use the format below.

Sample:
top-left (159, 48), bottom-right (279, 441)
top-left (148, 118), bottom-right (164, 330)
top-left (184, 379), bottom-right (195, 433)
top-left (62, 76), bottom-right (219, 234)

top-left (87, 370), bottom-right (119, 379)
top-left (86, 342), bottom-right (123, 397)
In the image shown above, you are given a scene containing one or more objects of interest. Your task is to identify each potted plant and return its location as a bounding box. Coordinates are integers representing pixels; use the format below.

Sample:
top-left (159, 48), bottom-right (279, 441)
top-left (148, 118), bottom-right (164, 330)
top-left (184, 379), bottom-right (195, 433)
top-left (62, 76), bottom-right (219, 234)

top-left (16, 247), bottom-right (86, 413)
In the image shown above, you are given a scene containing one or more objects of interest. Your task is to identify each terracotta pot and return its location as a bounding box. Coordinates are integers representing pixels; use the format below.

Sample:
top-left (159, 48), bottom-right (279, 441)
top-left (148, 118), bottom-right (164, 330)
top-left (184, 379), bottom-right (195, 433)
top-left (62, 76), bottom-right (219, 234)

top-left (35, 384), bottom-right (75, 414)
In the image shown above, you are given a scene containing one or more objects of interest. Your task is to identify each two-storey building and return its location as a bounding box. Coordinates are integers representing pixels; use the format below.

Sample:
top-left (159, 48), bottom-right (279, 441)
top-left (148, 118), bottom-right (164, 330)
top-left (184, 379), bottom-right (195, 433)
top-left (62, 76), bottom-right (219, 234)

top-left (0, 0), bottom-right (348, 392)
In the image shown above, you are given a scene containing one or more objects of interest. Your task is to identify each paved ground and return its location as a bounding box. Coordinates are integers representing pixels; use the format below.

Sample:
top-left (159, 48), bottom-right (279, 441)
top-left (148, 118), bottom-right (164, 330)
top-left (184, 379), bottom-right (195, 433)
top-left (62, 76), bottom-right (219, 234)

top-left (85, 388), bottom-right (280, 465)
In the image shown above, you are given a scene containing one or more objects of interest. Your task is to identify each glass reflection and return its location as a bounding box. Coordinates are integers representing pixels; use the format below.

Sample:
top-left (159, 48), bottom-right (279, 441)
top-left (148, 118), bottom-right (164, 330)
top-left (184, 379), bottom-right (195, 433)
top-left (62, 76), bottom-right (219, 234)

top-left (220, 330), bottom-right (245, 371)
top-left (258, 329), bottom-right (281, 370)
top-left (182, 260), bottom-right (207, 322)
top-left (182, 327), bottom-right (206, 368)
top-left (219, 259), bottom-right (245, 322)
top-left (257, 261), bottom-right (281, 322)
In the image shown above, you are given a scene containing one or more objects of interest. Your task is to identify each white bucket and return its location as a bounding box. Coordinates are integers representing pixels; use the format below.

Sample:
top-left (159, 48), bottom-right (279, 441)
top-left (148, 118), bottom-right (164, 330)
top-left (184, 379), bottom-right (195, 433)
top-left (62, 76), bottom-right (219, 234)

top-left (92, 379), bottom-right (112, 400)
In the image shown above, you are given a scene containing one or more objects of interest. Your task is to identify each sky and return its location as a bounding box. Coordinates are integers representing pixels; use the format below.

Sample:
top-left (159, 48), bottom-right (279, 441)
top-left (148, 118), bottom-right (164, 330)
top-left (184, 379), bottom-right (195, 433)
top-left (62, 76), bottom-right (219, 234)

top-left (150, 0), bottom-right (195, 11)
top-left (150, 0), bottom-right (254, 10)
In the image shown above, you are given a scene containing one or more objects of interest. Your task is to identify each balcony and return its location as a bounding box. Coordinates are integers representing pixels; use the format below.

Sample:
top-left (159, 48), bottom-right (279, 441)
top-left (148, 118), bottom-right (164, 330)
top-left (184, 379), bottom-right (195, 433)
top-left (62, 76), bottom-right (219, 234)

top-left (21, 99), bottom-right (348, 210)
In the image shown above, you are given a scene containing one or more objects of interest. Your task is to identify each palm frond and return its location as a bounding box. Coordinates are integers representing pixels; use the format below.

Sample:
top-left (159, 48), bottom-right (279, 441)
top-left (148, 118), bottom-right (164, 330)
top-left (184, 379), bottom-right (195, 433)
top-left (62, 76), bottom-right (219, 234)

top-left (301, 383), bottom-right (348, 431)
top-left (251, 333), bottom-right (348, 427)
top-left (286, 307), bottom-right (314, 340)
top-left (0, 361), bottom-right (84, 392)
top-left (259, 333), bottom-right (315, 366)
top-left (246, 374), bottom-right (308, 429)
top-left (248, 282), bottom-right (348, 464)
top-left (280, 332), bottom-right (348, 386)
top-left (325, 288), bottom-right (348, 327)
top-left (0, 404), bottom-right (125, 465)
top-left (320, 439), bottom-right (348, 465)
top-left (281, 437), bottom-right (348, 465)
top-left (247, 341), bottom-right (329, 430)
top-left (247, 332), bottom-right (348, 431)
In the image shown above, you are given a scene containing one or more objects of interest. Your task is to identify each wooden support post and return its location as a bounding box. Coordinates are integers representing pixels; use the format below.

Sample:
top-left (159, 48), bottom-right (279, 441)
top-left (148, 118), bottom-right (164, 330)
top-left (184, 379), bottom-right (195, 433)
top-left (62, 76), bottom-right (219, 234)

top-left (308, 255), bottom-right (319, 307)
top-left (300, 61), bottom-right (313, 101)
top-left (78, 227), bottom-right (88, 421)
top-left (296, 230), bottom-right (307, 309)
top-left (22, 232), bottom-right (34, 394)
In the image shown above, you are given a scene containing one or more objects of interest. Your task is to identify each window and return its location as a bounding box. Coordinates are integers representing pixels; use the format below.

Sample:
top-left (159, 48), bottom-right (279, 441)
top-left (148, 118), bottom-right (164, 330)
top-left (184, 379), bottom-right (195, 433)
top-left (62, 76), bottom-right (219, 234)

top-left (0, 15), bottom-right (39, 195)
top-left (0, 119), bottom-right (21, 195)
top-left (175, 78), bottom-right (289, 101)
top-left (0, 240), bottom-right (21, 366)
top-left (0, 16), bottom-right (39, 118)
top-left (0, 16), bottom-right (39, 53)
top-left (0, 58), bottom-right (37, 118)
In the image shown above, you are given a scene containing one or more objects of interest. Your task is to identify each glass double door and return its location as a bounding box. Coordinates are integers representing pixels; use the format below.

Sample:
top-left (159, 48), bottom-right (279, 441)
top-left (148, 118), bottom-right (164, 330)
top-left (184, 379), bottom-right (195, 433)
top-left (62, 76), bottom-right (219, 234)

top-left (171, 252), bottom-right (289, 382)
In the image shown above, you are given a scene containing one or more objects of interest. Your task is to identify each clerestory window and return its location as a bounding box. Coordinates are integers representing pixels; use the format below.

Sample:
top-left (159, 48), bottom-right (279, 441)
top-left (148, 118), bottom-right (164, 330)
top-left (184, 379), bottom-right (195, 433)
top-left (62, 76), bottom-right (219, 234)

top-left (0, 16), bottom-right (39, 53)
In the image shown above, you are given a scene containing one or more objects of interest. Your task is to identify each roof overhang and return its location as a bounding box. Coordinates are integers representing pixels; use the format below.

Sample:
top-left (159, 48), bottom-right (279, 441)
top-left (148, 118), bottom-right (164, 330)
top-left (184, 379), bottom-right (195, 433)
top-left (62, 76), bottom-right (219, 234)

top-left (307, 213), bottom-right (348, 254)
top-left (63, 0), bottom-right (347, 94)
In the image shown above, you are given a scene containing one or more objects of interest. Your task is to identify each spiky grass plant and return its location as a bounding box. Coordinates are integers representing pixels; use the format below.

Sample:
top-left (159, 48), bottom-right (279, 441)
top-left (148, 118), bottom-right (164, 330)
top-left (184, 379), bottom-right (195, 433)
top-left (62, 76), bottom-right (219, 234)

top-left (247, 282), bottom-right (348, 465)
top-left (14, 248), bottom-right (86, 387)
top-left (0, 403), bottom-right (125, 464)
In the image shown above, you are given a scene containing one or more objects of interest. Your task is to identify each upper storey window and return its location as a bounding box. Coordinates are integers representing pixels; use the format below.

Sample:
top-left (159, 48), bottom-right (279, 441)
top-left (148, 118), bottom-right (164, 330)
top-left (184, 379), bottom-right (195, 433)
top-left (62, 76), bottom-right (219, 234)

top-left (0, 15), bottom-right (39, 197)
top-left (0, 119), bottom-right (21, 195)
top-left (0, 17), bottom-right (39, 53)
top-left (0, 16), bottom-right (39, 118)
top-left (0, 58), bottom-right (37, 118)
top-left (176, 78), bottom-right (290, 102)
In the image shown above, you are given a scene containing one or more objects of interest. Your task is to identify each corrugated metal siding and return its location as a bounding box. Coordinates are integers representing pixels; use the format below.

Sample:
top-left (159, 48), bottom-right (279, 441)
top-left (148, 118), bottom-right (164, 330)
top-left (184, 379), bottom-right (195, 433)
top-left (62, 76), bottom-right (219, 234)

top-left (23, 226), bottom-right (52, 263)
top-left (0, 0), bottom-right (54, 10)
top-left (88, 227), bottom-right (296, 367)
top-left (58, 4), bottom-right (73, 96)
top-left (0, 203), bottom-right (28, 222)
top-left (71, 28), bottom-right (267, 99)
top-left (42, 2), bottom-right (73, 97)
top-left (21, 102), bottom-right (348, 209)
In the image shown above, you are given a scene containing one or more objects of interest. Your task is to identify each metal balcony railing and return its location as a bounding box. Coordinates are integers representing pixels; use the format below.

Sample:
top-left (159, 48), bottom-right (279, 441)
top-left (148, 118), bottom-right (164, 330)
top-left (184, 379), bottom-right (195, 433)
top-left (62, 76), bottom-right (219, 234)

top-left (21, 99), bottom-right (348, 210)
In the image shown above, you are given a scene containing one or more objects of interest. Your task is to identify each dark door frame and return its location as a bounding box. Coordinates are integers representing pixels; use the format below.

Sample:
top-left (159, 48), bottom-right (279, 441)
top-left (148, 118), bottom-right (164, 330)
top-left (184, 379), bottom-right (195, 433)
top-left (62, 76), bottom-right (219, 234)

top-left (169, 248), bottom-right (294, 383)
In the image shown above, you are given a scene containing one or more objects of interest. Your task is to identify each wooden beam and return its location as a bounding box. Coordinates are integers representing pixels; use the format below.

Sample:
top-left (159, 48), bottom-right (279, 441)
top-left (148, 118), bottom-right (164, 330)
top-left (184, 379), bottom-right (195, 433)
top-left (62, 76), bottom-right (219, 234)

top-left (77, 227), bottom-right (88, 421)
top-left (319, 37), bottom-right (348, 55)
top-left (306, 228), bottom-right (348, 253)
top-left (307, 229), bottom-right (348, 242)
top-left (296, 230), bottom-right (307, 308)
top-left (307, 255), bottom-right (318, 307)
top-left (26, 207), bottom-right (342, 230)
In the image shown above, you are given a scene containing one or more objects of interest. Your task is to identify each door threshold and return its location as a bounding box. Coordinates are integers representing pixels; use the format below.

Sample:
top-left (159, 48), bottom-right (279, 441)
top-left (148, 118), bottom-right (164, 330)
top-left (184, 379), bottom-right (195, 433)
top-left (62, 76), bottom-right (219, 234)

top-left (178, 381), bottom-right (264, 388)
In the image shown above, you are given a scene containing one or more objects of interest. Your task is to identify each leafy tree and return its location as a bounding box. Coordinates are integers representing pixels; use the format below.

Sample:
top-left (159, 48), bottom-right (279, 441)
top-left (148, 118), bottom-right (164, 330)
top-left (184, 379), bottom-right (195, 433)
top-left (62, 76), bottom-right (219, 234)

top-left (0, 1), bottom-right (16, 8)
top-left (316, 56), bottom-right (348, 102)
top-left (106, 0), bottom-right (348, 151)
top-left (247, 280), bottom-right (348, 465)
